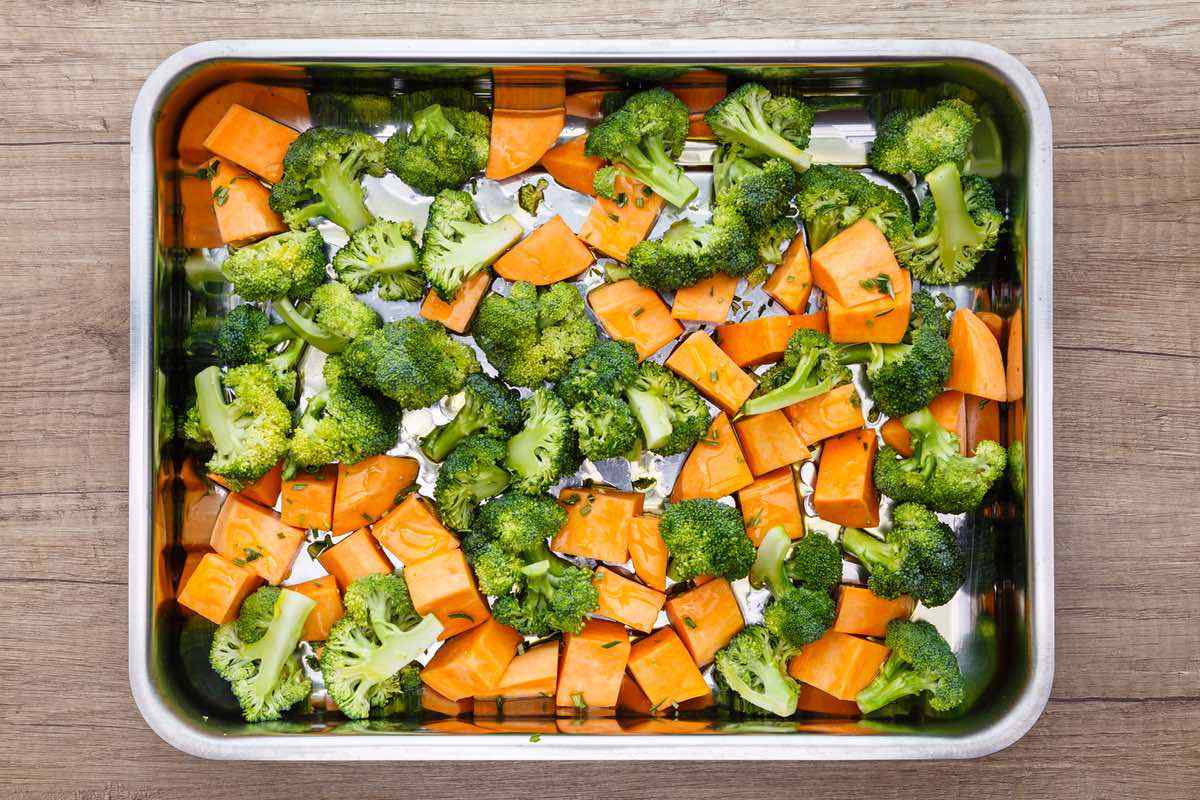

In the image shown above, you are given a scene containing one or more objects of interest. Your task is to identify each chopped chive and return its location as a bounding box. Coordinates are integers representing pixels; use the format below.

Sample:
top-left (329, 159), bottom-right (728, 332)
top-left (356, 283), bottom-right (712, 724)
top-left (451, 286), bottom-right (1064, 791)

top-left (683, 616), bottom-right (697, 629)
top-left (601, 640), bottom-right (620, 649)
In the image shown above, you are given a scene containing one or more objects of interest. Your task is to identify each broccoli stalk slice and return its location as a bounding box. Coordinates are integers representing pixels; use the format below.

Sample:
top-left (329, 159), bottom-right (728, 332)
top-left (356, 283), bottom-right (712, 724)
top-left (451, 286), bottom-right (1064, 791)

top-left (239, 589), bottom-right (316, 704)
top-left (184, 253), bottom-right (226, 291)
top-left (505, 413), bottom-right (560, 483)
top-left (274, 298), bottom-right (350, 354)
top-left (266, 330), bottom-right (307, 374)
top-left (856, 658), bottom-right (938, 714)
top-left (806, 211), bottom-right (845, 253)
top-left (335, 614), bottom-right (443, 696)
top-left (901, 407), bottom-right (961, 477)
top-left (842, 527), bottom-right (900, 576)
top-left (421, 396), bottom-right (490, 462)
top-left (741, 350), bottom-right (837, 416)
top-left (839, 342), bottom-right (910, 372)
top-left (306, 154), bottom-right (374, 233)
top-left (427, 216), bottom-right (524, 300)
top-left (923, 162), bottom-right (990, 277)
top-left (749, 526), bottom-right (792, 596)
top-left (617, 135), bottom-right (699, 208)
top-left (713, 99), bottom-right (811, 172)
top-left (625, 387), bottom-right (673, 451)
top-left (194, 366), bottom-right (251, 456)
top-left (722, 651), bottom-right (798, 718)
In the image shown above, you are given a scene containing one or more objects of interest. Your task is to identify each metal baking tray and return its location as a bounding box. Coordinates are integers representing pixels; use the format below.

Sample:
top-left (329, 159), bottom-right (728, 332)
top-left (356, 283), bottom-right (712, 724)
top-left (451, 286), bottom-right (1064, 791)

top-left (129, 40), bottom-right (1053, 760)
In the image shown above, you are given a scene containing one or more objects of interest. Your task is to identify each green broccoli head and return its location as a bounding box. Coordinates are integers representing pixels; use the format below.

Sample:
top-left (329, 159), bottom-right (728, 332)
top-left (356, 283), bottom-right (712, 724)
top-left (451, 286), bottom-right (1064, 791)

top-left (795, 164), bottom-right (914, 253)
top-left (705, 83), bottom-right (815, 172)
top-left (272, 282), bottom-right (382, 355)
top-left (462, 532), bottom-right (526, 596)
top-left (748, 527), bottom-right (837, 648)
top-left (908, 289), bottom-right (956, 340)
top-left (786, 532), bottom-right (844, 592)
top-left (419, 189), bottom-right (524, 301)
top-left (856, 619), bottom-right (965, 714)
top-left (896, 163), bottom-right (1002, 285)
top-left (874, 408), bottom-right (1007, 514)
top-left (624, 361), bottom-right (710, 456)
top-left (592, 165), bottom-right (621, 201)
top-left (625, 234), bottom-right (713, 292)
top-left (839, 325), bottom-right (952, 418)
top-left (332, 218), bottom-right (425, 301)
top-left (584, 87), bottom-right (698, 208)
top-left (433, 435), bottom-right (511, 531)
top-left (763, 586), bottom-right (836, 648)
top-left (216, 305), bottom-right (305, 405)
top-left (752, 215), bottom-right (798, 266)
top-left (517, 178), bottom-right (549, 216)
top-left (220, 229), bottom-right (327, 302)
top-left (384, 103), bottom-right (490, 196)
top-left (340, 317), bottom-right (479, 410)
top-left (191, 364), bottom-right (292, 490)
top-left (477, 492), bottom-right (566, 551)
top-left (712, 149), bottom-right (797, 231)
top-left (713, 625), bottom-right (800, 718)
top-left (473, 281), bottom-right (598, 387)
top-left (555, 338), bottom-right (640, 407)
top-left (743, 328), bottom-right (851, 416)
top-left (209, 587), bottom-right (316, 722)
top-left (420, 373), bottom-right (522, 462)
top-left (492, 556), bottom-right (599, 637)
top-left (269, 126), bottom-right (386, 233)
top-left (841, 501), bottom-right (965, 607)
top-left (504, 388), bottom-right (580, 495)
top-left (570, 393), bottom-right (641, 463)
top-left (341, 572), bottom-right (419, 631)
top-left (667, 205), bottom-right (758, 278)
top-left (661, 499), bottom-right (755, 582)
top-left (868, 99), bottom-right (979, 177)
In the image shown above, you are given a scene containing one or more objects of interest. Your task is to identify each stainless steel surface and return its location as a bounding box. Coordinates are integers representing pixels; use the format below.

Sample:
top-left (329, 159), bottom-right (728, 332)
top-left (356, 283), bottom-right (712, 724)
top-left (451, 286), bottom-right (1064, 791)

top-left (129, 39), bottom-right (1053, 760)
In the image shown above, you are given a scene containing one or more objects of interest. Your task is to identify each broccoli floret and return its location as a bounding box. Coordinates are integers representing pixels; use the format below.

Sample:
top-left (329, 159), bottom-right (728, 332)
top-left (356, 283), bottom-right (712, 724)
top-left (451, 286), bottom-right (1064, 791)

top-left (191, 364), bottom-right (292, 490)
top-left (785, 531), bottom-right (844, 591)
top-left (592, 165), bottom-right (621, 200)
top-left (310, 93), bottom-right (398, 131)
top-left (795, 164), bottom-right (914, 252)
top-left (660, 498), bottom-right (755, 582)
top-left (1009, 440), bottom-right (1026, 502)
top-left (419, 189), bottom-right (523, 301)
top-left (285, 356), bottom-right (401, 476)
top-left (626, 206), bottom-right (756, 289)
top-left (555, 339), bottom-right (640, 407)
top-left (584, 88), bottom-right (698, 208)
top-left (220, 229), bottom-right (327, 302)
top-left (517, 178), bottom-right (549, 215)
top-left (472, 281), bottom-right (598, 387)
top-left (319, 573), bottom-right (444, 719)
top-left (753, 215), bottom-right (798, 266)
top-left (868, 99), bottom-right (978, 177)
top-left (421, 373), bottom-right (522, 462)
top-left (839, 326), bottom-right (952, 418)
top-left (216, 305), bottom-right (306, 405)
top-left (855, 619), bottom-right (965, 714)
top-left (714, 625), bottom-right (799, 717)
top-left (896, 163), bottom-right (1002, 285)
top-left (384, 103), bottom-right (490, 195)
top-left (705, 84), bottom-right (815, 172)
top-left (504, 388), bottom-right (580, 494)
top-left (570, 393), bottom-right (641, 462)
top-left (269, 127), bottom-right (386, 233)
top-left (209, 587), bottom-right (316, 722)
top-left (749, 527), bottom-right (836, 647)
top-left (742, 329), bottom-right (851, 416)
top-left (332, 218), bottom-right (425, 301)
top-left (874, 408), bottom-right (1007, 513)
top-left (475, 492), bottom-right (567, 555)
top-left (908, 289), bottom-right (955, 340)
top-left (492, 553), bottom-right (599, 637)
top-left (712, 148), bottom-right (797, 230)
top-left (433, 435), bottom-right (511, 530)
top-left (462, 532), bottom-right (525, 596)
top-left (274, 282), bottom-right (381, 354)
top-left (841, 501), bottom-right (965, 607)
top-left (624, 361), bottom-right (710, 456)
top-left (624, 231), bottom-right (712, 291)
top-left (341, 317), bottom-right (479, 410)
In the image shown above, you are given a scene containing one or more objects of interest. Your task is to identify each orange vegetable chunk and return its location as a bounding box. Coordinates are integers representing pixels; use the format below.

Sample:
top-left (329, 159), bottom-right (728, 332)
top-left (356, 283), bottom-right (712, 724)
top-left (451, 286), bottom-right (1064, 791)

top-left (279, 466), bottom-right (336, 530)
top-left (405, 548), bottom-right (490, 640)
top-left (625, 514), bottom-right (668, 591)
top-left (209, 158), bottom-right (286, 246)
top-left (555, 618), bottom-right (630, 709)
top-left (811, 219), bottom-right (905, 308)
top-left (490, 640), bottom-right (560, 699)
top-left (421, 618), bottom-right (524, 701)
top-left (579, 170), bottom-right (665, 261)
top-left (492, 66), bottom-right (566, 110)
top-left (976, 310), bottom-right (1004, 342)
top-left (588, 279), bottom-right (681, 360)
top-left (177, 81), bottom-right (310, 164)
top-left (784, 384), bottom-right (865, 446)
top-left (717, 311), bottom-right (827, 368)
top-left (290, 575), bottom-right (344, 641)
top-left (486, 110), bottom-right (565, 181)
top-left (670, 413), bottom-right (754, 501)
top-left (564, 91), bottom-right (614, 121)
top-left (176, 549), bottom-right (209, 598)
top-left (671, 273), bottom-right (739, 323)
top-left (177, 553), bottom-right (263, 625)
top-left (966, 396), bottom-right (1002, 455)
top-left (317, 528), bottom-right (392, 590)
top-left (1007, 308), bottom-right (1024, 401)
top-left (947, 308), bottom-right (1008, 401)
top-left (540, 133), bottom-right (605, 195)
top-left (764, 236), bottom-right (814, 313)
top-left (618, 673), bottom-right (666, 717)
top-left (832, 585), bottom-right (915, 638)
top-left (202, 104), bottom-right (299, 184)
top-left (180, 459), bottom-right (222, 550)
top-left (331, 455), bottom-right (419, 534)
top-left (179, 160), bottom-right (224, 249)
top-left (420, 270), bottom-right (491, 334)
top-left (738, 468), bottom-right (804, 545)
top-left (421, 686), bottom-right (474, 717)
top-left (494, 216), bottom-right (594, 285)
top-left (666, 578), bottom-right (745, 666)
top-left (826, 268), bottom-right (912, 344)
top-left (665, 330), bottom-right (757, 414)
top-left (796, 683), bottom-right (862, 717)
top-left (812, 428), bottom-right (880, 528)
top-left (593, 567), bottom-right (666, 633)
top-left (210, 494), bottom-right (306, 585)
top-left (627, 627), bottom-right (711, 708)
top-left (372, 493), bottom-right (459, 565)
top-left (734, 410), bottom-right (811, 476)
top-left (208, 460), bottom-right (282, 507)
top-left (788, 630), bottom-right (890, 701)
top-left (552, 486), bottom-right (642, 564)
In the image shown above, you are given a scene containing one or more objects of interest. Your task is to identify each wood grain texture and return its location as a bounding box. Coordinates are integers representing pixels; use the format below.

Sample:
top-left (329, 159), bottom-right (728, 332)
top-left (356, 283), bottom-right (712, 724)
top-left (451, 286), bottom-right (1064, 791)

top-left (1, 0), bottom-right (1197, 796)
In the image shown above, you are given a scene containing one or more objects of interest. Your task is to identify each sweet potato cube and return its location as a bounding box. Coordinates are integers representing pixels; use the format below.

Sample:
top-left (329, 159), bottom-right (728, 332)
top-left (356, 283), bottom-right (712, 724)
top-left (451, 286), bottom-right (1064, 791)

top-left (279, 466), bottom-right (336, 530)
top-left (421, 686), bottom-right (474, 717)
top-left (588, 279), bottom-right (682, 360)
top-left (788, 630), bottom-right (890, 701)
top-left (811, 219), bottom-right (904, 308)
top-left (180, 460), bottom-right (223, 551)
top-left (734, 410), bottom-right (811, 476)
top-left (421, 618), bottom-right (524, 701)
top-left (627, 627), bottom-right (711, 708)
top-left (179, 160), bottom-right (224, 249)
top-left (625, 514), bottom-right (668, 591)
top-left (177, 553), bottom-right (263, 625)
top-left (717, 311), bottom-right (827, 368)
top-left (420, 270), bottom-right (491, 334)
top-left (176, 549), bottom-right (210, 598)
top-left (372, 493), bottom-right (459, 565)
top-left (317, 528), bottom-right (392, 590)
top-left (494, 215), bottom-right (594, 285)
top-left (665, 330), bottom-right (757, 414)
top-left (208, 460), bottom-right (282, 507)
top-left (826, 268), bottom-right (912, 345)
top-left (290, 575), bottom-right (344, 641)
top-left (552, 486), bottom-right (642, 564)
top-left (666, 578), bottom-right (745, 666)
top-left (210, 494), bottom-right (306, 585)
top-left (202, 104), bottom-right (299, 184)
top-left (947, 308), bottom-right (1008, 401)
top-left (812, 428), bottom-right (880, 528)
top-left (832, 585), bottom-right (916, 638)
top-left (490, 640), bottom-right (560, 700)
top-left (593, 567), bottom-right (666, 633)
top-left (764, 236), bottom-right (814, 313)
top-left (737, 468), bottom-right (804, 545)
top-left (617, 673), bottom-right (665, 717)
top-left (556, 618), bottom-right (630, 709)
top-left (540, 133), bottom-right (604, 195)
top-left (671, 273), bottom-right (739, 323)
top-left (670, 413), bottom-right (754, 501)
top-left (579, 170), bottom-right (664, 261)
top-left (209, 158), bottom-right (286, 246)
top-left (405, 548), bottom-right (490, 640)
top-left (784, 384), bottom-right (865, 447)
top-left (966, 395), bottom-right (1001, 455)
top-left (331, 455), bottom-right (419, 534)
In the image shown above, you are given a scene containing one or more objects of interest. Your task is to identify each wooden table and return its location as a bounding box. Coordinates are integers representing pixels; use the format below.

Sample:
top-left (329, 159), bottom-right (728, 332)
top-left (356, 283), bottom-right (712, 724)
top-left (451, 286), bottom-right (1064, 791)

top-left (3, 2), bottom-right (1197, 797)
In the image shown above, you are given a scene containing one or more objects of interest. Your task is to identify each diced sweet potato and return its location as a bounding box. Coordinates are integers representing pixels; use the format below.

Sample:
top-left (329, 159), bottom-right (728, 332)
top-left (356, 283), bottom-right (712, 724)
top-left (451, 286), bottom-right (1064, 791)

top-left (552, 486), bottom-right (643, 564)
top-left (966, 396), bottom-right (1001, 455)
top-left (812, 428), bottom-right (879, 528)
top-left (763, 236), bottom-right (814, 313)
top-left (405, 548), bottom-right (490, 640)
top-left (880, 390), bottom-right (967, 457)
top-left (666, 578), bottom-right (745, 666)
top-left (176, 549), bottom-right (210, 598)
top-left (593, 567), bottom-right (666, 633)
top-left (947, 308), bottom-right (1008, 401)
top-left (784, 384), bottom-right (865, 447)
top-left (555, 618), bottom-right (630, 709)
top-left (734, 410), bottom-right (811, 476)
top-left (1007, 308), bottom-right (1024, 401)
top-left (177, 81), bottom-right (310, 164)
top-left (210, 494), bottom-right (306, 585)
top-left (290, 575), bottom-right (344, 641)
top-left (540, 133), bottom-right (604, 195)
top-left (421, 618), bottom-right (524, 701)
top-left (717, 311), bottom-right (827, 368)
top-left (420, 270), bottom-right (491, 334)
top-left (280, 466), bottom-right (336, 531)
top-left (737, 468), bottom-right (804, 546)
top-left (796, 683), bottom-right (862, 717)
top-left (811, 219), bottom-right (905, 308)
top-left (179, 160), bottom-right (224, 249)
top-left (421, 686), bottom-right (474, 717)
top-left (202, 104), bottom-right (299, 184)
top-left (177, 553), bottom-right (263, 625)
top-left (625, 514), bottom-right (668, 591)
top-left (670, 413), bottom-right (754, 501)
top-left (494, 215), bottom-right (594, 285)
top-left (826, 267), bottom-right (912, 345)
top-left (976, 310), bottom-right (1004, 342)
top-left (579, 170), bottom-right (665, 261)
top-left (331, 455), bottom-right (419, 535)
top-left (788, 630), bottom-right (890, 701)
top-left (627, 627), bottom-right (711, 708)
top-left (316, 528), bottom-right (392, 591)
top-left (617, 673), bottom-right (666, 717)
top-left (209, 158), bottom-right (286, 246)
top-left (180, 458), bottom-right (222, 550)
top-left (671, 273), bottom-right (739, 323)
top-left (371, 493), bottom-right (459, 565)
top-left (208, 460), bottom-right (282, 507)
top-left (490, 640), bottom-right (559, 700)
top-left (588, 279), bottom-right (682, 360)
top-left (665, 331), bottom-right (757, 415)
top-left (832, 585), bottom-right (915, 638)
top-left (486, 110), bottom-right (566, 181)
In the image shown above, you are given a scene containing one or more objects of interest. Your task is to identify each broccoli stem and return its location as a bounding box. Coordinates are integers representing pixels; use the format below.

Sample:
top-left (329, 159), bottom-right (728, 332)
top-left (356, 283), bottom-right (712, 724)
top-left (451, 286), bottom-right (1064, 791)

top-left (806, 213), bottom-right (842, 253)
top-left (841, 528), bottom-right (896, 574)
top-left (350, 614), bottom-right (443, 684)
top-left (925, 162), bottom-right (988, 276)
top-left (620, 136), bottom-right (699, 208)
top-left (184, 253), bottom-right (226, 292)
top-left (727, 101), bottom-right (811, 172)
top-left (243, 589), bottom-right (316, 702)
top-left (505, 417), bottom-right (555, 479)
top-left (313, 156), bottom-right (373, 233)
top-left (901, 407), bottom-right (961, 477)
top-left (274, 298), bottom-right (350, 354)
top-left (749, 526), bottom-right (792, 596)
top-left (725, 656), bottom-right (798, 718)
top-left (626, 387), bottom-right (673, 451)
top-left (194, 366), bottom-right (241, 455)
top-left (421, 402), bottom-right (484, 462)
top-left (266, 331), bottom-right (307, 374)
top-left (741, 352), bottom-right (832, 416)
top-left (430, 217), bottom-right (525, 300)
top-left (856, 660), bottom-right (930, 714)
